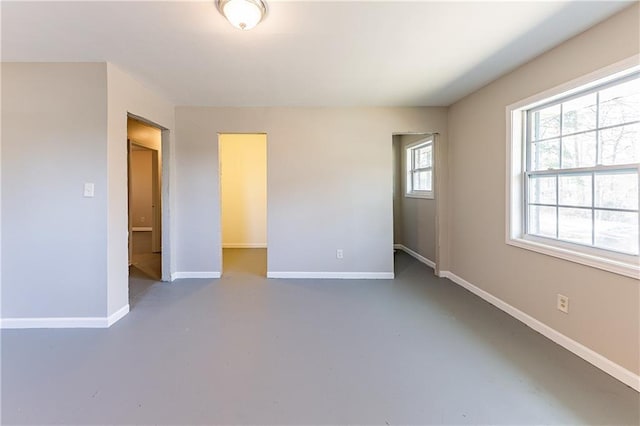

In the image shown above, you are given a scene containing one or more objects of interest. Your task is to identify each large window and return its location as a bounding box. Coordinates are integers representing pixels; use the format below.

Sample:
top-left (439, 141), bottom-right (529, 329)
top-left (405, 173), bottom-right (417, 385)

top-left (507, 60), bottom-right (639, 278)
top-left (406, 138), bottom-right (434, 199)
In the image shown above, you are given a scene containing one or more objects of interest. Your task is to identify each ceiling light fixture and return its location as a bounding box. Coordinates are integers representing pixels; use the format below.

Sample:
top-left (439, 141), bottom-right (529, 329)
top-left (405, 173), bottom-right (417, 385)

top-left (216, 0), bottom-right (267, 31)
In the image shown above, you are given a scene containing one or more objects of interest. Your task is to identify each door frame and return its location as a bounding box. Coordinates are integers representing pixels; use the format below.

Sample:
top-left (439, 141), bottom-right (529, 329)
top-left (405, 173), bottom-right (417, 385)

top-left (392, 131), bottom-right (445, 276)
top-left (217, 132), bottom-right (268, 276)
top-left (127, 113), bottom-right (168, 281)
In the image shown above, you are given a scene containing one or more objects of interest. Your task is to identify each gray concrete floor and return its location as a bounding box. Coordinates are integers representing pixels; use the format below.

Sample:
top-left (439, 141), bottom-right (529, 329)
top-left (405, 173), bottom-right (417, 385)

top-left (2, 250), bottom-right (638, 425)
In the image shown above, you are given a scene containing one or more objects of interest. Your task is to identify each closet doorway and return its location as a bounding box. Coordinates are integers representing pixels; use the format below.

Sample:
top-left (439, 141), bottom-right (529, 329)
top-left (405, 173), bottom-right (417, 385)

top-left (392, 133), bottom-right (439, 275)
top-left (219, 133), bottom-right (268, 277)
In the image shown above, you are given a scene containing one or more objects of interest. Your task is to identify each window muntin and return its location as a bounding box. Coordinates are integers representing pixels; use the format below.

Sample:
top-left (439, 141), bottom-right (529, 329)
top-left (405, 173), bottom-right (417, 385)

top-left (406, 139), bottom-right (434, 198)
top-left (525, 73), bottom-right (640, 257)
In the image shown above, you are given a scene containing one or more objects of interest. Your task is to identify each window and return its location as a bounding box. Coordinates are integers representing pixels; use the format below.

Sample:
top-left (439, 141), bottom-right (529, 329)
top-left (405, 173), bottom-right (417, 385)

top-left (507, 59), bottom-right (639, 278)
top-left (406, 138), bottom-right (434, 199)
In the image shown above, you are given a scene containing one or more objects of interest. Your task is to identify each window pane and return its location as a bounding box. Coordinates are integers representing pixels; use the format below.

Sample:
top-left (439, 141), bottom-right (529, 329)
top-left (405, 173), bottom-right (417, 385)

top-left (559, 174), bottom-right (592, 207)
top-left (531, 139), bottom-right (559, 170)
top-left (561, 131), bottom-right (596, 168)
top-left (413, 170), bottom-right (431, 191)
top-left (599, 123), bottom-right (639, 166)
top-left (562, 93), bottom-right (597, 135)
top-left (531, 105), bottom-right (561, 141)
top-left (599, 78), bottom-right (640, 127)
top-left (414, 145), bottom-right (432, 169)
top-left (594, 171), bottom-right (639, 210)
top-left (528, 205), bottom-right (556, 238)
top-left (529, 175), bottom-right (556, 204)
top-left (522, 74), bottom-right (640, 261)
top-left (413, 171), bottom-right (422, 190)
top-left (558, 207), bottom-right (592, 245)
top-left (595, 210), bottom-right (639, 255)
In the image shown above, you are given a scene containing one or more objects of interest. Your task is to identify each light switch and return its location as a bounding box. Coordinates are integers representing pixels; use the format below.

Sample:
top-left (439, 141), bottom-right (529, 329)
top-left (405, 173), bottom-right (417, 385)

top-left (83, 183), bottom-right (95, 198)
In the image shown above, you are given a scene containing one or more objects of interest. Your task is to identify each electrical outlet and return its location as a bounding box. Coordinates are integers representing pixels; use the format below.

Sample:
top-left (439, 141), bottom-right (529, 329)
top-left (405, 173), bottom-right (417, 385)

top-left (336, 249), bottom-right (344, 259)
top-left (141, 216), bottom-right (145, 223)
top-left (557, 294), bottom-right (569, 314)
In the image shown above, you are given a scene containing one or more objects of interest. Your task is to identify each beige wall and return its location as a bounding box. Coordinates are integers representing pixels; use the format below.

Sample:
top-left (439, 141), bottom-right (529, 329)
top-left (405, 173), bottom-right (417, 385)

top-left (131, 149), bottom-right (153, 228)
top-left (447, 4), bottom-right (639, 374)
top-left (220, 134), bottom-right (267, 248)
top-left (175, 107), bottom-right (448, 275)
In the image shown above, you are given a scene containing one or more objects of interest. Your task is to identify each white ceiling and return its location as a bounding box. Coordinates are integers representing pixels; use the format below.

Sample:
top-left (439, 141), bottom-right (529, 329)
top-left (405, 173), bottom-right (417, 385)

top-left (1, 1), bottom-right (633, 107)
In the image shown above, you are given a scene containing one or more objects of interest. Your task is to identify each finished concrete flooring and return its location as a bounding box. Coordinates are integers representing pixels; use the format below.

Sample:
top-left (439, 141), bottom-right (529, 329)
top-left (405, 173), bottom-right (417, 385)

top-left (2, 250), bottom-right (638, 425)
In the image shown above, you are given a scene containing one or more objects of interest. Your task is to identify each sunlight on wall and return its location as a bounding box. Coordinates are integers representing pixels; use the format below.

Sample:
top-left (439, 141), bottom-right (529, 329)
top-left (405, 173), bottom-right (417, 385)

top-left (220, 134), bottom-right (267, 247)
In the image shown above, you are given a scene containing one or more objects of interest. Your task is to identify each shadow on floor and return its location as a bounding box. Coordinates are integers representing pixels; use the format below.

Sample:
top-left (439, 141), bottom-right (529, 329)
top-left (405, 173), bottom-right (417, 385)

top-left (128, 265), bottom-right (160, 307)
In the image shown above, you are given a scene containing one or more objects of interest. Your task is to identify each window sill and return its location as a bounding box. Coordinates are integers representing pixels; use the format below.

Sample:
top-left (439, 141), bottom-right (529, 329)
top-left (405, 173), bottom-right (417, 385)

top-left (507, 236), bottom-right (639, 280)
top-left (405, 192), bottom-right (434, 200)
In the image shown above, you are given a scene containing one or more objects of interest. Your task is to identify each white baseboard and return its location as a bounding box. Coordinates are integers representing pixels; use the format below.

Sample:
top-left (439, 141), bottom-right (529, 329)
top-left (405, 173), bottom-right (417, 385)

top-left (132, 227), bottom-right (152, 232)
top-left (107, 304), bottom-right (130, 326)
top-left (439, 270), bottom-right (640, 392)
top-left (1, 304), bottom-right (130, 329)
top-left (394, 244), bottom-right (435, 269)
top-left (267, 271), bottom-right (394, 279)
top-left (222, 243), bottom-right (267, 248)
top-left (171, 271), bottom-right (221, 280)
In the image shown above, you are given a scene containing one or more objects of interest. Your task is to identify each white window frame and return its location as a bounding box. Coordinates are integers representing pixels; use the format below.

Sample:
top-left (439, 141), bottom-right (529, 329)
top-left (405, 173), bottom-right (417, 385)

top-left (506, 56), bottom-right (640, 279)
top-left (405, 137), bottom-right (435, 199)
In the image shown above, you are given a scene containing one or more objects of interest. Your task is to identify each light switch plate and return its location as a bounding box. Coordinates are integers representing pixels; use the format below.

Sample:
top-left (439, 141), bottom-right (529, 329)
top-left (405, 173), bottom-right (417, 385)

top-left (84, 183), bottom-right (95, 198)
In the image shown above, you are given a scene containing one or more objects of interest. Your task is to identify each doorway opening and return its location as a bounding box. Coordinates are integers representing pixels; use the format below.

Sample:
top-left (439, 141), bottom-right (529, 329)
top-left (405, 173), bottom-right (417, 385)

top-left (218, 133), bottom-right (268, 277)
top-left (392, 133), bottom-right (439, 275)
top-left (127, 116), bottom-right (163, 302)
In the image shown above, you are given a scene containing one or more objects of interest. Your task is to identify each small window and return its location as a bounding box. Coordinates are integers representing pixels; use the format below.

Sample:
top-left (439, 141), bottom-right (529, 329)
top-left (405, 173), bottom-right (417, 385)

top-left (507, 59), bottom-right (639, 278)
top-left (406, 138), bottom-right (434, 199)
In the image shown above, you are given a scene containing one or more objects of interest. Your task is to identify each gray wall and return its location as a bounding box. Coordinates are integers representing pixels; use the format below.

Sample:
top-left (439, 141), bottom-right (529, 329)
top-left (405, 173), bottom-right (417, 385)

top-left (447, 4), bottom-right (639, 374)
top-left (1, 63), bottom-right (108, 317)
top-left (175, 107), bottom-right (448, 275)
top-left (1, 62), bottom-right (175, 320)
top-left (393, 134), bottom-right (437, 263)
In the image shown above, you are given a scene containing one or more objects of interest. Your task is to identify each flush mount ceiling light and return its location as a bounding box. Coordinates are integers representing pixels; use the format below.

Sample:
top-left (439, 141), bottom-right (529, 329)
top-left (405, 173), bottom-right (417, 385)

top-left (216, 0), bottom-right (267, 30)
